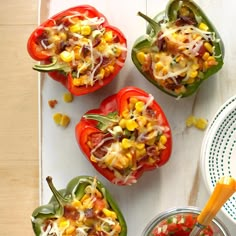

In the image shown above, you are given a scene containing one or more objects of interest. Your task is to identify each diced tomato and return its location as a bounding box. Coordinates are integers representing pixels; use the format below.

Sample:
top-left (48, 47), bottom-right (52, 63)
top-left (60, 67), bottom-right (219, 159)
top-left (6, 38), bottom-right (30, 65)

top-left (184, 214), bottom-right (194, 228)
top-left (151, 214), bottom-right (213, 236)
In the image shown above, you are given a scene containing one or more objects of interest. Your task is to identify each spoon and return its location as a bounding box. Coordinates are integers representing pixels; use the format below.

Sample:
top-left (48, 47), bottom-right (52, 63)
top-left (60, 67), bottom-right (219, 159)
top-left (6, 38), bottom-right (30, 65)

top-left (189, 176), bottom-right (236, 236)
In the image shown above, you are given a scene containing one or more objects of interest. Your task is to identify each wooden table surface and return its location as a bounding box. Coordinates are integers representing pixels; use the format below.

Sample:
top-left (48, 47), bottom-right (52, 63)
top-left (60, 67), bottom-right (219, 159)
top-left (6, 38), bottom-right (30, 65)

top-left (0, 0), bottom-right (39, 235)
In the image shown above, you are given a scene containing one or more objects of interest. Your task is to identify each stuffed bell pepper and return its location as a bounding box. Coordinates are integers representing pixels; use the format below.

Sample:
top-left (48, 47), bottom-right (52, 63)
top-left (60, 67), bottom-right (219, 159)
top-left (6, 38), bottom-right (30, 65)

top-left (132, 0), bottom-right (224, 98)
top-left (75, 87), bottom-right (172, 185)
top-left (27, 5), bottom-right (127, 96)
top-left (31, 176), bottom-right (127, 236)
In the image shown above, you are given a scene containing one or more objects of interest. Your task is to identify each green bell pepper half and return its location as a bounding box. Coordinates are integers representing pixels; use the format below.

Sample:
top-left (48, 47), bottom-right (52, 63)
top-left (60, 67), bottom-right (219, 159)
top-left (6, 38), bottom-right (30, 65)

top-left (132, 0), bottom-right (224, 98)
top-left (31, 176), bottom-right (127, 236)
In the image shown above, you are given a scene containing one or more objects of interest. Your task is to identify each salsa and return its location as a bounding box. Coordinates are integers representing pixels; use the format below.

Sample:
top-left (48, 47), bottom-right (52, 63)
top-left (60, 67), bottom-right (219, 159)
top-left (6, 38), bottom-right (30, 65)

top-left (151, 214), bottom-right (213, 236)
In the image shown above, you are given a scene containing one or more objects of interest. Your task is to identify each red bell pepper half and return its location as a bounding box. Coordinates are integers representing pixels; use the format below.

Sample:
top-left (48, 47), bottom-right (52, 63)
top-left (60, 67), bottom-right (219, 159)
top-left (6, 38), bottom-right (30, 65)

top-left (27, 5), bottom-right (127, 96)
top-left (75, 86), bottom-right (172, 185)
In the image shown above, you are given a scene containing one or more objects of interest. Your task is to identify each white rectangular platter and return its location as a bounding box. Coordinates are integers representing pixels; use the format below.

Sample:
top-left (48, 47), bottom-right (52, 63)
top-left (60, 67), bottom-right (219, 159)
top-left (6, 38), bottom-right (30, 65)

top-left (38, 0), bottom-right (236, 234)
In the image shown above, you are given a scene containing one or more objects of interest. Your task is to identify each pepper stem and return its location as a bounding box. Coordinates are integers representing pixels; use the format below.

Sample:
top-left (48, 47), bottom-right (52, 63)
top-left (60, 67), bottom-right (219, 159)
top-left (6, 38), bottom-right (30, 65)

top-left (33, 57), bottom-right (71, 73)
top-left (84, 112), bottom-right (119, 132)
top-left (46, 176), bottom-right (69, 209)
top-left (137, 11), bottom-right (160, 34)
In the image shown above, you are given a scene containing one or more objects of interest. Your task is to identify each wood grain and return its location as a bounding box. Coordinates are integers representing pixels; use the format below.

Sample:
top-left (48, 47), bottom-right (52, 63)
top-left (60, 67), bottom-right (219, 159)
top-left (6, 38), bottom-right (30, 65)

top-left (0, 0), bottom-right (39, 235)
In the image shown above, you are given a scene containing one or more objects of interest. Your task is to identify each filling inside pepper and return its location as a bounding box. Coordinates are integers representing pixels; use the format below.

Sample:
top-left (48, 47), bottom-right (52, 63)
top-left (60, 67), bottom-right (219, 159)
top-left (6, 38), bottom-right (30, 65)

top-left (85, 95), bottom-right (170, 185)
top-left (135, 6), bottom-right (220, 96)
top-left (37, 178), bottom-right (122, 236)
top-left (36, 12), bottom-right (126, 87)
top-left (151, 213), bottom-right (213, 236)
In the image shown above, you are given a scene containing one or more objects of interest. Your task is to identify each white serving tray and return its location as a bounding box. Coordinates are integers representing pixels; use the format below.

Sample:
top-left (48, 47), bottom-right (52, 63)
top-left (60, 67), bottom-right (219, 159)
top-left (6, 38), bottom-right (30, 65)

top-left (37, 0), bottom-right (236, 234)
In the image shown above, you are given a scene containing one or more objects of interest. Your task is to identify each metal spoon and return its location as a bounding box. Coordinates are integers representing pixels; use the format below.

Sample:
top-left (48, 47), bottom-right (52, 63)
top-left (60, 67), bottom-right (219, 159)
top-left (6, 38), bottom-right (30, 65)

top-left (189, 176), bottom-right (236, 236)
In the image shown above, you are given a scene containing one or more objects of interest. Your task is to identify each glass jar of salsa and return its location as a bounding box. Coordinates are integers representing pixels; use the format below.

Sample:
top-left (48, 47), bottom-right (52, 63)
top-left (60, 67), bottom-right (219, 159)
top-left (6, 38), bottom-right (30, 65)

top-left (141, 207), bottom-right (230, 236)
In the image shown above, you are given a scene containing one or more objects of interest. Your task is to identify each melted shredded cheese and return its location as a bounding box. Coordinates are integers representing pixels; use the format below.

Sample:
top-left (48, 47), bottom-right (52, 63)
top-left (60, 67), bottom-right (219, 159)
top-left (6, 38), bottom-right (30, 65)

top-left (38, 178), bottom-right (122, 236)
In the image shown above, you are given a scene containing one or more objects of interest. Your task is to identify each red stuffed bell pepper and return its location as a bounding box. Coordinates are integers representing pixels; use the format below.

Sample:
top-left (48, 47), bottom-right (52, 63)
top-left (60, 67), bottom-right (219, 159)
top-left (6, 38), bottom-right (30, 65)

top-left (27, 5), bottom-right (127, 96)
top-left (75, 86), bottom-right (172, 185)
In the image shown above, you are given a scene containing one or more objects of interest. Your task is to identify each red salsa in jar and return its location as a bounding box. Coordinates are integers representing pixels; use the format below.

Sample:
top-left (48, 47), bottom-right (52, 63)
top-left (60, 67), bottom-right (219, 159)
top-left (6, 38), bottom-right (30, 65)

top-left (151, 214), bottom-right (213, 236)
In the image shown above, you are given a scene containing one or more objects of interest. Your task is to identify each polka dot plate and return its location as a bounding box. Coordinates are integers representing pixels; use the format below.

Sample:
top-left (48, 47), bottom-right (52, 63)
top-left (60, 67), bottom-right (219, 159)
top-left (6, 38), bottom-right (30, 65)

top-left (200, 95), bottom-right (236, 224)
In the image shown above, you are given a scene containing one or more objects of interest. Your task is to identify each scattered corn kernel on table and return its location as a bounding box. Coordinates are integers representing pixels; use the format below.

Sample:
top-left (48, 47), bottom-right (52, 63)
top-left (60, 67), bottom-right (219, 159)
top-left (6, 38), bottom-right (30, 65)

top-left (2, 0), bottom-right (236, 235)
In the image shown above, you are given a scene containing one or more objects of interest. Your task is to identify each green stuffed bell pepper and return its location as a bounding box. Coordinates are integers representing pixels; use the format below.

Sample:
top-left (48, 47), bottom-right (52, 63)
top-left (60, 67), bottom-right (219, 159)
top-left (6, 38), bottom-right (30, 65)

top-left (31, 176), bottom-right (127, 236)
top-left (132, 0), bottom-right (224, 98)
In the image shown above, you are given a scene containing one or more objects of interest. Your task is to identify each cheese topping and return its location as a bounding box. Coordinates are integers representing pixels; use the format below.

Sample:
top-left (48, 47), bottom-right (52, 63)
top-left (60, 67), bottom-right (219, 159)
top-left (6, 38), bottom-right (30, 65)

top-left (37, 11), bottom-right (127, 87)
top-left (87, 95), bottom-right (170, 185)
top-left (136, 9), bottom-right (221, 96)
top-left (35, 178), bottom-right (122, 236)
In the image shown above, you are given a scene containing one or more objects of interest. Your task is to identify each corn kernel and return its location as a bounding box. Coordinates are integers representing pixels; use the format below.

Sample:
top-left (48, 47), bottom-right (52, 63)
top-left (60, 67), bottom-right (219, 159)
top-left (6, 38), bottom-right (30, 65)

top-left (135, 142), bottom-right (145, 150)
top-left (105, 155), bottom-right (114, 165)
top-left (80, 25), bottom-right (92, 36)
top-left (63, 92), bottom-right (73, 103)
top-left (90, 154), bottom-right (97, 163)
top-left (199, 22), bottom-right (209, 31)
top-left (114, 224), bottom-right (122, 233)
top-left (125, 119), bottom-right (138, 131)
top-left (96, 68), bottom-right (105, 80)
top-left (104, 31), bottom-right (113, 42)
top-left (119, 156), bottom-right (130, 168)
top-left (53, 113), bottom-right (70, 127)
top-left (186, 115), bottom-right (197, 127)
top-left (72, 200), bottom-right (82, 209)
top-left (97, 38), bottom-right (106, 52)
top-left (155, 62), bottom-right (164, 72)
top-left (135, 101), bottom-right (145, 113)
top-left (159, 135), bottom-right (167, 145)
top-left (121, 138), bottom-right (133, 149)
top-left (80, 194), bottom-right (90, 203)
top-left (154, 53), bottom-right (161, 61)
top-left (207, 58), bottom-right (218, 66)
top-left (146, 137), bottom-right (156, 146)
top-left (113, 158), bottom-right (128, 169)
top-left (108, 65), bottom-right (114, 73)
top-left (207, 56), bottom-right (216, 62)
top-left (186, 77), bottom-right (195, 84)
top-left (50, 35), bottom-right (60, 43)
top-left (119, 118), bottom-right (126, 128)
top-left (104, 65), bottom-right (114, 77)
top-left (179, 59), bottom-right (187, 68)
top-left (137, 116), bottom-right (147, 126)
top-left (74, 46), bottom-right (81, 60)
top-left (195, 118), bottom-right (208, 130)
top-left (103, 208), bottom-right (117, 219)
top-left (136, 149), bottom-right (146, 160)
top-left (59, 220), bottom-right (69, 229)
top-left (60, 51), bottom-right (73, 63)
top-left (136, 51), bottom-right (146, 65)
top-left (162, 66), bottom-right (168, 75)
top-left (175, 55), bottom-right (183, 62)
top-left (53, 113), bottom-right (62, 125)
top-left (58, 32), bottom-right (67, 41)
top-left (202, 52), bottom-right (210, 61)
top-left (204, 42), bottom-right (213, 53)
top-left (191, 63), bottom-right (199, 70)
top-left (60, 114), bottom-right (70, 127)
top-left (73, 75), bottom-right (88, 86)
top-left (175, 86), bottom-right (186, 95)
top-left (158, 142), bottom-right (166, 150)
top-left (121, 109), bottom-right (130, 119)
top-left (69, 23), bottom-right (81, 33)
top-left (189, 70), bottom-right (198, 79)
top-left (66, 225), bottom-right (76, 234)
